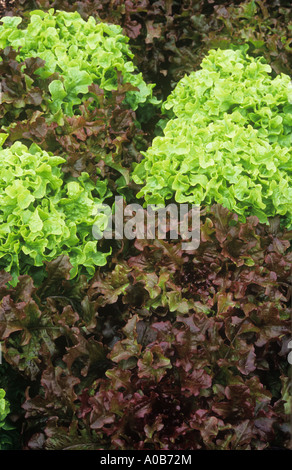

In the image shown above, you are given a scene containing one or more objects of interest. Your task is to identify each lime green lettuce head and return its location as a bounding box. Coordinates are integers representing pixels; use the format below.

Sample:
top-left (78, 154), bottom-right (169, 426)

top-left (162, 47), bottom-right (292, 148)
top-left (0, 136), bottom-right (111, 285)
top-left (132, 48), bottom-right (292, 228)
top-left (0, 9), bottom-right (158, 120)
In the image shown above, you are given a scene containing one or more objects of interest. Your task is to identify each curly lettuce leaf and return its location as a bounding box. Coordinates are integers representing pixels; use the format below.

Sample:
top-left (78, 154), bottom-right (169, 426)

top-left (163, 48), bottom-right (292, 148)
top-left (0, 9), bottom-right (158, 118)
top-left (133, 49), bottom-right (292, 228)
top-left (0, 141), bottom-right (111, 285)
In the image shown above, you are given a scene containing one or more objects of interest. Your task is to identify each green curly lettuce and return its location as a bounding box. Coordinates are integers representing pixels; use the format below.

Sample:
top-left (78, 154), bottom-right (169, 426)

top-left (0, 136), bottom-right (111, 285)
top-left (132, 49), bottom-right (292, 228)
top-left (163, 48), bottom-right (292, 148)
top-left (0, 9), bottom-right (158, 121)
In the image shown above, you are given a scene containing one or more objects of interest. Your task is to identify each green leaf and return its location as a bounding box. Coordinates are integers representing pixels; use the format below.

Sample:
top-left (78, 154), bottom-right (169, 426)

top-left (133, 48), bottom-right (292, 229)
top-left (0, 141), bottom-right (111, 285)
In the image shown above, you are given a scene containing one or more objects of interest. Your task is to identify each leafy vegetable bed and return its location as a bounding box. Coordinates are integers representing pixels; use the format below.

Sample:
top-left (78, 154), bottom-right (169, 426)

top-left (0, 0), bottom-right (291, 451)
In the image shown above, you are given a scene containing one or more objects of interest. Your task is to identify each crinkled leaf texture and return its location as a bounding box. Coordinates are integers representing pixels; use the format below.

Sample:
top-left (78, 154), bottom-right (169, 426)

top-left (133, 49), bottom-right (292, 228)
top-left (4, 205), bottom-right (289, 450)
top-left (0, 140), bottom-right (111, 285)
top-left (0, 47), bottom-right (148, 188)
top-left (163, 48), bottom-right (292, 148)
top-left (0, 4), bottom-right (291, 452)
top-left (0, 9), bottom-right (159, 117)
